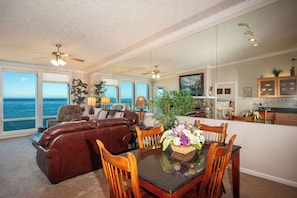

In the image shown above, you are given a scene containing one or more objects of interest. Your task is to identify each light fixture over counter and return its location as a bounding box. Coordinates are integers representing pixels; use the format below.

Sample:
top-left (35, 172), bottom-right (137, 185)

top-left (238, 23), bottom-right (258, 47)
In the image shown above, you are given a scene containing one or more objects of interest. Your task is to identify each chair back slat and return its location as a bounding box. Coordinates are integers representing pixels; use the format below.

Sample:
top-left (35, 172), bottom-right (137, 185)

top-left (194, 120), bottom-right (228, 143)
top-left (198, 134), bottom-right (237, 198)
top-left (96, 140), bottom-right (142, 198)
top-left (135, 123), bottom-right (164, 149)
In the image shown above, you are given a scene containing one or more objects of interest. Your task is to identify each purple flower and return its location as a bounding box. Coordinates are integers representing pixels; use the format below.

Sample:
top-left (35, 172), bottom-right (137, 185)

top-left (174, 124), bottom-right (186, 133)
top-left (179, 133), bottom-right (190, 146)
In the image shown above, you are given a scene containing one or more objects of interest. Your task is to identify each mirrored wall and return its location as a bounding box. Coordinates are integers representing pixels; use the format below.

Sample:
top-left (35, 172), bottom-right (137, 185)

top-left (102, 0), bottom-right (297, 126)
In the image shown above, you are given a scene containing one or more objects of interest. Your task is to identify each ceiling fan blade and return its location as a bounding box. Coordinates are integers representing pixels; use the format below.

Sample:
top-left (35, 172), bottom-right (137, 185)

top-left (142, 71), bottom-right (153, 75)
top-left (66, 56), bottom-right (84, 62)
top-left (59, 53), bottom-right (70, 57)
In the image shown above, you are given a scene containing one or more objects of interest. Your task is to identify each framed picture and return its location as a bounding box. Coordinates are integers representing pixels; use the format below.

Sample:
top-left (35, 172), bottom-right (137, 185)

top-left (217, 88), bottom-right (223, 94)
top-left (179, 73), bottom-right (204, 96)
top-left (225, 88), bottom-right (231, 94)
top-left (243, 87), bottom-right (252, 98)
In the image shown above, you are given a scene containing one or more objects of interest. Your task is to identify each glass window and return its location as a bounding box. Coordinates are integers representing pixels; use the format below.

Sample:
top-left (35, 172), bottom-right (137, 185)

top-left (104, 86), bottom-right (118, 108)
top-left (135, 83), bottom-right (149, 111)
top-left (120, 82), bottom-right (133, 110)
top-left (2, 71), bottom-right (37, 131)
top-left (42, 83), bottom-right (69, 126)
top-left (136, 83), bottom-right (148, 98)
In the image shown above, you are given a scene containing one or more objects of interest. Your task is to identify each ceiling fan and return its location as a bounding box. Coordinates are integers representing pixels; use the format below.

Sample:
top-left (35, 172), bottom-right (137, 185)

top-left (142, 65), bottom-right (161, 79)
top-left (50, 44), bottom-right (84, 66)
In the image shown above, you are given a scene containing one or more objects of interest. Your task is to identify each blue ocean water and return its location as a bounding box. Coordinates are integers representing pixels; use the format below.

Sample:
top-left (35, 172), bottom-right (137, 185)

top-left (3, 97), bottom-right (133, 131)
top-left (3, 98), bottom-right (67, 131)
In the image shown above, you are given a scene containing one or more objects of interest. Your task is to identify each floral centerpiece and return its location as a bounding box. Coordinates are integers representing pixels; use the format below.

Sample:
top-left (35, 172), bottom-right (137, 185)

top-left (160, 123), bottom-right (205, 154)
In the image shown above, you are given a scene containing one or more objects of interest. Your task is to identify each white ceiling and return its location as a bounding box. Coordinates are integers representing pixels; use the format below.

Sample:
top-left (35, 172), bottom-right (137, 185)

top-left (1, 0), bottom-right (297, 79)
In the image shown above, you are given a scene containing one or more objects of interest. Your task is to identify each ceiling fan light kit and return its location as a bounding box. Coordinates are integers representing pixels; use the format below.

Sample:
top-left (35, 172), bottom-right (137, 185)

top-left (152, 73), bottom-right (160, 79)
top-left (142, 65), bottom-right (161, 79)
top-left (50, 58), bottom-right (66, 66)
top-left (50, 44), bottom-right (84, 66)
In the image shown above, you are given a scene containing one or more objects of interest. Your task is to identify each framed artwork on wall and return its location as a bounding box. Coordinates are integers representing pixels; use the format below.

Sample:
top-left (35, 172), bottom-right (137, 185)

top-left (179, 73), bottom-right (204, 96)
top-left (243, 87), bottom-right (252, 98)
top-left (217, 88), bottom-right (223, 94)
top-left (225, 88), bottom-right (231, 94)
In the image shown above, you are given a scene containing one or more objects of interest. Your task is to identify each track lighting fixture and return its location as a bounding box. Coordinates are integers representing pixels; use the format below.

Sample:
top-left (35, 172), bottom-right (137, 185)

top-left (238, 23), bottom-right (258, 47)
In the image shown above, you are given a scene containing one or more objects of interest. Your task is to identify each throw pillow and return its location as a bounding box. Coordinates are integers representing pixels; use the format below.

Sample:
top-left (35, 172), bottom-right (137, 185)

top-left (114, 112), bottom-right (124, 118)
top-left (107, 114), bottom-right (114, 118)
top-left (98, 110), bottom-right (108, 119)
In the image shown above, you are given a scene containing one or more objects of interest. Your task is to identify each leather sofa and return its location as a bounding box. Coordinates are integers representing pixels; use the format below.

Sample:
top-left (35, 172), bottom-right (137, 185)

top-left (32, 118), bottom-right (132, 184)
top-left (99, 109), bottom-right (139, 130)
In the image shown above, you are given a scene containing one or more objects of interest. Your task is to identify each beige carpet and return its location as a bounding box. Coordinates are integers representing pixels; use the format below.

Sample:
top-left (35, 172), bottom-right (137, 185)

top-left (0, 135), bottom-right (296, 198)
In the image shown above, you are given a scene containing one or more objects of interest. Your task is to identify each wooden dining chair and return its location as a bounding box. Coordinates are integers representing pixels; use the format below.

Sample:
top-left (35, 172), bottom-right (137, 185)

top-left (197, 134), bottom-right (237, 198)
top-left (229, 112), bottom-right (255, 122)
top-left (96, 139), bottom-right (142, 198)
top-left (135, 123), bottom-right (164, 149)
top-left (194, 120), bottom-right (228, 143)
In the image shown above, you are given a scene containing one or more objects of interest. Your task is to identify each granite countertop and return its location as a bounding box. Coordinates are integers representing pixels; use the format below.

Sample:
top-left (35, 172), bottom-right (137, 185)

top-left (258, 107), bottom-right (297, 114)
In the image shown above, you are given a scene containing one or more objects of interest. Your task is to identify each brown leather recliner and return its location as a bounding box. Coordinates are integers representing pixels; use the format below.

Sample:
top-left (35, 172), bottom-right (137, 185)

top-left (47, 105), bottom-right (88, 128)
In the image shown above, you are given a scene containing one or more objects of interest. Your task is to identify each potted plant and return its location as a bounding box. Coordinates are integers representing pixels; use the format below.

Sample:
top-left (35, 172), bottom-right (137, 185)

top-left (272, 68), bottom-right (282, 77)
top-left (94, 80), bottom-right (106, 108)
top-left (150, 90), bottom-right (194, 130)
top-left (70, 78), bottom-right (88, 114)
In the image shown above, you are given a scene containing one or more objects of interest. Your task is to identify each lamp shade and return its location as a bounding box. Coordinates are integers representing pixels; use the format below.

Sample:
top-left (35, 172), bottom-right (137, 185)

top-left (101, 97), bottom-right (110, 105)
top-left (135, 96), bottom-right (145, 107)
top-left (87, 97), bottom-right (96, 106)
top-left (152, 73), bottom-right (160, 79)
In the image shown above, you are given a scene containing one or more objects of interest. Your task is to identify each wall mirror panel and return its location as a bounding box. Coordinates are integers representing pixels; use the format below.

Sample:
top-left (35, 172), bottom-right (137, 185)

top-left (101, 0), bottom-right (297, 126)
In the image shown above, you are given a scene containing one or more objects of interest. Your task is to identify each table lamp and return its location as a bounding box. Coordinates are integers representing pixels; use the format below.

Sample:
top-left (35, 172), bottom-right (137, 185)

top-left (87, 97), bottom-right (96, 114)
top-left (135, 96), bottom-right (145, 127)
top-left (100, 97), bottom-right (110, 109)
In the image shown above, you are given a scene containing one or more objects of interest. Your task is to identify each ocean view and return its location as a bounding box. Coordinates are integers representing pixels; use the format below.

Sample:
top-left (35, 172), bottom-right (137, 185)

top-left (3, 97), bottom-right (133, 131)
top-left (3, 98), bottom-right (67, 131)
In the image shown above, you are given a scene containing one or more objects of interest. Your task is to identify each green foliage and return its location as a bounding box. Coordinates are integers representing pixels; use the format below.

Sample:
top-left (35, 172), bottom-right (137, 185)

top-left (151, 90), bottom-right (194, 130)
top-left (70, 79), bottom-right (88, 114)
top-left (272, 68), bottom-right (282, 77)
top-left (94, 80), bottom-right (106, 108)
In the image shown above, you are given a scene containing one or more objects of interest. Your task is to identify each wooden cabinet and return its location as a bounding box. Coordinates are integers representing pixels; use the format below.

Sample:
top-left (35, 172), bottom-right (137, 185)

top-left (278, 76), bottom-right (297, 96)
top-left (258, 77), bottom-right (277, 97)
top-left (258, 76), bottom-right (297, 97)
top-left (274, 113), bottom-right (297, 126)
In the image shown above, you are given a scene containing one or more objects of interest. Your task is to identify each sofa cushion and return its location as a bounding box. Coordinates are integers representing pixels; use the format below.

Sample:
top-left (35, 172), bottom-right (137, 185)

top-left (98, 110), bottom-right (108, 119)
top-left (114, 112), bottom-right (124, 118)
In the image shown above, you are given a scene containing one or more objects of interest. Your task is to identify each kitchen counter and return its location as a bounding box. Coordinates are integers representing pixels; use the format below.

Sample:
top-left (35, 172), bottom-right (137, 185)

top-left (258, 107), bottom-right (297, 126)
top-left (258, 107), bottom-right (297, 114)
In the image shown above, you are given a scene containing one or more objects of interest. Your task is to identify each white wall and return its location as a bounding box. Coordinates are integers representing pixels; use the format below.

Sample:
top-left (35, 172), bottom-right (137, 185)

top-left (178, 116), bottom-right (297, 187)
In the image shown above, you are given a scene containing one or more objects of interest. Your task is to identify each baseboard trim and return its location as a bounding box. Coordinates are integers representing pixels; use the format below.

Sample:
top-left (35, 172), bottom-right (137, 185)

top-left (0, 130), bottom-right (35, 140)
top-left (240, 167), bottom-right (297, 188)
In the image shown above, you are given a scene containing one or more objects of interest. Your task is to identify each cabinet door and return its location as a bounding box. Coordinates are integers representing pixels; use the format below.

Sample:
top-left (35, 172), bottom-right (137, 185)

top-left (258, 78), bottom-right (277, 97)
top-left (275, 113), bottom-right (297, 126)
top-left (278, 77), bottom-right (297, 97)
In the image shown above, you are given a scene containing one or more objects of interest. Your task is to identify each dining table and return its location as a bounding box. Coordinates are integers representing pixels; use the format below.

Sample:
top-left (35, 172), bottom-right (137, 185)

top-left (121, 143), bottom-right (241, 198)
